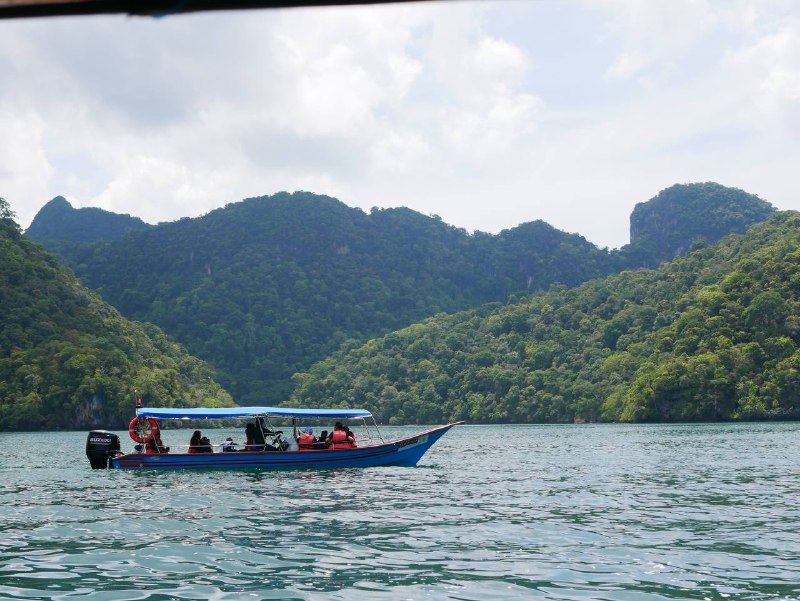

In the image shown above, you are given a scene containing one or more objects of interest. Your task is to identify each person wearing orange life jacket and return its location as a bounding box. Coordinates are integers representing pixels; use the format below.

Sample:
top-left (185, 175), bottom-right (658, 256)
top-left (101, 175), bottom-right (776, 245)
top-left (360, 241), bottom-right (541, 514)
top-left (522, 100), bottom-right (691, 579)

top-left (297, 427), bottom-right (316, 449)
top-left (328, 421), bottom-right (356, 449)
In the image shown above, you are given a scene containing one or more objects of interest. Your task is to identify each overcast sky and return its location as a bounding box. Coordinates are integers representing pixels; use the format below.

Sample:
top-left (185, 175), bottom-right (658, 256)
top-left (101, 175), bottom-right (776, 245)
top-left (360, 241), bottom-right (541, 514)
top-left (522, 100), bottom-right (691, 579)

top-left (1, 0), bottom-right (799, 248)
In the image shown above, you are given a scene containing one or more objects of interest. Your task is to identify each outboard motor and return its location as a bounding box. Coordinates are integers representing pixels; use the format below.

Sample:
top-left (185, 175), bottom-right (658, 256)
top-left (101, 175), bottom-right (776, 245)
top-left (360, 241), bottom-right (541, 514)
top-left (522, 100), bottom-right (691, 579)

top-left (86, 430), bottom-right (121, 469)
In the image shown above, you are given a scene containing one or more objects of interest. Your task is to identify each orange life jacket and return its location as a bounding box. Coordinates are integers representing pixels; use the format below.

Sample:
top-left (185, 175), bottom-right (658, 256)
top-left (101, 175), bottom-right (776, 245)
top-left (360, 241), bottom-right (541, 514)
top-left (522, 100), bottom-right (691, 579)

top-left (330, 429), bottom-right (355, 449)
top-left (298, 432), bottom-right (315, 448)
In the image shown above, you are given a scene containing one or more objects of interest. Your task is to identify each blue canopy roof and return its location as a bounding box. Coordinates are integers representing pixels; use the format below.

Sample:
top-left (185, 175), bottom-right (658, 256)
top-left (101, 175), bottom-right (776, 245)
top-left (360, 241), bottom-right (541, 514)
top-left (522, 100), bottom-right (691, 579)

top-left (136, 406), bottom-right (372, 420)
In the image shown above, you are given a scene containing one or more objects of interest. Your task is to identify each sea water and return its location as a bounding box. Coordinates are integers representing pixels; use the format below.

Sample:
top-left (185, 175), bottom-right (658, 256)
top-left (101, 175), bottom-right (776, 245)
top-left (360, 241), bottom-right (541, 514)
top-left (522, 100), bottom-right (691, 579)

top-left (1, 423), bottom-right (799, 600)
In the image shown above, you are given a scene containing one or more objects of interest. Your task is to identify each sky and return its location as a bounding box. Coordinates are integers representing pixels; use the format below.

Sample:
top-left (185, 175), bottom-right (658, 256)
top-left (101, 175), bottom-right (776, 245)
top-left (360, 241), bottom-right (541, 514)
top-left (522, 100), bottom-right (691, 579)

top-left (1, 0), bottom-right (799, 249)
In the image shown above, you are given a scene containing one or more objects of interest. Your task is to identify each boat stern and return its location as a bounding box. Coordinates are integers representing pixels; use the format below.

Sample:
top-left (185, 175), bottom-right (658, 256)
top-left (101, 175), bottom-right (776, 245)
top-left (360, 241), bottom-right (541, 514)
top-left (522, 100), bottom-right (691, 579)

top-left (86, 430), bottom-right (122, 469)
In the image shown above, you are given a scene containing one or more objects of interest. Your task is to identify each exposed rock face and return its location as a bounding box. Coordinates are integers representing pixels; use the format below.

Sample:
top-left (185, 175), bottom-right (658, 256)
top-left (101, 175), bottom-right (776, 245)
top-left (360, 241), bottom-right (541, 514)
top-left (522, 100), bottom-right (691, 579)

top-left (74, 393), bottom-right (107, 429)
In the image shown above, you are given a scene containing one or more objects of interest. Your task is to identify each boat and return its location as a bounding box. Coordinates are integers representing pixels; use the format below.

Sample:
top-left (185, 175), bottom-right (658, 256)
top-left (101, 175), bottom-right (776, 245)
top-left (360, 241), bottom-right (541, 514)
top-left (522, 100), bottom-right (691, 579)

top-left (85, 405), bottom-right (463, 470)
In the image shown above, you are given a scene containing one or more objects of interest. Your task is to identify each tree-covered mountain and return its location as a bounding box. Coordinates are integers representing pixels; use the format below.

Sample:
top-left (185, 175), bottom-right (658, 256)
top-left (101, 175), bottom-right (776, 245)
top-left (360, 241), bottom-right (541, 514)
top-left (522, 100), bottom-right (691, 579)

top-left (48, 192), bottom-right (616, 404)
top-left (26, 196), bottom-right (151, 246)
top-left (0, 198), bottom-right (231, 431)
top-left (35, 183), bottom-right (776, 407)
top-left (291, 211), bottom-right (800, 424)
top-left (619, 182), bottom-right (775, 267)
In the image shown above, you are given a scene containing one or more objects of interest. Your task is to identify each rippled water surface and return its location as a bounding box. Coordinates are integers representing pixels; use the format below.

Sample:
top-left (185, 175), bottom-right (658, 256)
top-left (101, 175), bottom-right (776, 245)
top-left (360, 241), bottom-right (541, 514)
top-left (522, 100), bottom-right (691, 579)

top-left (2, 423), bottom-right (800, 600)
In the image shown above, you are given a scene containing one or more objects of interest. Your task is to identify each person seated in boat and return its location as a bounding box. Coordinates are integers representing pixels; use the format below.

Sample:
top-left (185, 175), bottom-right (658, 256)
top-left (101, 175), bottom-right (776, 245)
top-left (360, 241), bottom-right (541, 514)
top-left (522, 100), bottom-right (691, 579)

top-left (252, 417), bottom-right (268, 450)
top-left (198, 435), bottom-right (213, 453)
top-left (314, 430), bottom-right (329, 449)
top-left (189, 431), bottom-right (213, 453)
top-left (244, 422), bottom-right (266, 451)
top-left (329, 422), bottom-right (356, 449)
top-left (297, 427), bottom-right (316, 449)
top-left (221, 437), bottom-right (237, 452)
top-left (343, 426), bottom-right (357, 448)
top-left (244, 423), bottom-right (255, 449)
top-left (243, 423), bottom-right (273, 451)
top-left (189, 430), bottom-right (202, 453)
top-left (145, 431), bottom-right (169, 454)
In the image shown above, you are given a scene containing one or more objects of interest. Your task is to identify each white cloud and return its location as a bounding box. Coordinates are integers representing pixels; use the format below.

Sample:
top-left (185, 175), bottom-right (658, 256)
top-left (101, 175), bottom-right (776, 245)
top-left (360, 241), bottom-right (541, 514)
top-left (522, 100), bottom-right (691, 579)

top-left (594, 0), bottom-right (717, 85)
top-left (0, 106), bottom-right (53, 225)
top-left (87, 155), bottom-right (225, 222)
top-left (369, 127), bottom-right (429, 172)
top-left (267, 7), bottom-right (423, 137)
top-left (473, 36), bottom-right (529, 90)
top-left (605, 51), bottom-right (645, 80)
top-left (1, 1), bottom-right (800, 248)
top-left (440, 91), bottom-right (543, 160)
top-left (724, 18), bottom-right (800, 135)
top-left (424, 10), bottom-right (544, 160)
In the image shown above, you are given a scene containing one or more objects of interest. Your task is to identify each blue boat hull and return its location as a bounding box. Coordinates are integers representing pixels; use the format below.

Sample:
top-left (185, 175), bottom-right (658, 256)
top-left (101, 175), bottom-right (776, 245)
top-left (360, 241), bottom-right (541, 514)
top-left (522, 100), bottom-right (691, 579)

top-left (109, 423), bottom-right (461, 470)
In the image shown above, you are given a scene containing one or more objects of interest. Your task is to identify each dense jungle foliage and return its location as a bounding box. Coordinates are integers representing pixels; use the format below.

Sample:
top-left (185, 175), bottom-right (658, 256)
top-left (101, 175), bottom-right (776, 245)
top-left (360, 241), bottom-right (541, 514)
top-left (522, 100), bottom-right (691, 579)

top-left (45, 192), bottom-right (616, 404)
top-left (0, 199), bottom-right (232, 430)
top-left (291, 212), bottom-right (800, 424)
top-left (33, 184), bottom-right (773, 407)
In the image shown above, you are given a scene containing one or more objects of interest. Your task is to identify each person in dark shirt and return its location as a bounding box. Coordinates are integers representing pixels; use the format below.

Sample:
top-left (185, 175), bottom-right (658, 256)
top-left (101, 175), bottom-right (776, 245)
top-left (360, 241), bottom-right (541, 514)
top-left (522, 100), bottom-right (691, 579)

top-left (244, 423), bottom-right (255, 449)
top-left (198, 436), bottom-right (213, 452)
top-left (252, 421), bottom-right (266, 449)
top-left (189, 430), bottom-right (213, 453)
top-left (189, 430), bottom-right (202, 453)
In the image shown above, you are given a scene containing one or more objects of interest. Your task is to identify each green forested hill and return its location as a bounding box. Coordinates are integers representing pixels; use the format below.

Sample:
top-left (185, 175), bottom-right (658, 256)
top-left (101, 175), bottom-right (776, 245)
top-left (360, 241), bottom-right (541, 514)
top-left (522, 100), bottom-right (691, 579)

top-left (34, 183), bottom-right (777, 408)
top-left (620, 182), bottom-right (775, 267)
top-left (49, 192), bottom-right (616, 403)
top-left (0, 199), bottom-right (232, 430)
top-left (291, 212), bottom-right (800, 424)
top-left (26, 196), bottom-right (151, 245)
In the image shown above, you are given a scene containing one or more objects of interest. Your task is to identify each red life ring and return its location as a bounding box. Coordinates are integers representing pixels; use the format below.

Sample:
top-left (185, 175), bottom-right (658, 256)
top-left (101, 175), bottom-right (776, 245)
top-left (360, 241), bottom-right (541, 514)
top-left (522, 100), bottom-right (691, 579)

top-left (129, 417), bottom-right (159, 443)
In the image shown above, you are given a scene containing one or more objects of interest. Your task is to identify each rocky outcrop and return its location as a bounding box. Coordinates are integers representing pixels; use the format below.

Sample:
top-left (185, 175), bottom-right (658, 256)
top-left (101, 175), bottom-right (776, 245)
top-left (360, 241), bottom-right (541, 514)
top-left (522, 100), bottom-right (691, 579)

top-left (623, 182), bottom-right (775, 267)
top-left (74, 393), bottom-right (108, 429)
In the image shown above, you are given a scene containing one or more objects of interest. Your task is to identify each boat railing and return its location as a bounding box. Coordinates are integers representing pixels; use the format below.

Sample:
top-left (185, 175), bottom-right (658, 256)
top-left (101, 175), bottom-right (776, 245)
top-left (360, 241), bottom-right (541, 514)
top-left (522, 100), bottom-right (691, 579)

top-left (358, 415), bottom-right (384, 446)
